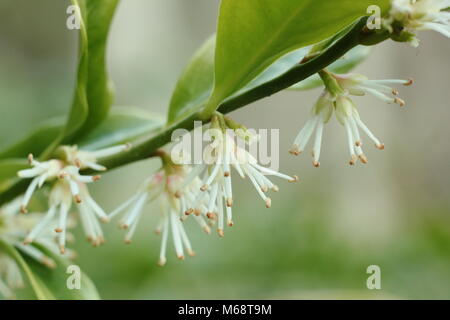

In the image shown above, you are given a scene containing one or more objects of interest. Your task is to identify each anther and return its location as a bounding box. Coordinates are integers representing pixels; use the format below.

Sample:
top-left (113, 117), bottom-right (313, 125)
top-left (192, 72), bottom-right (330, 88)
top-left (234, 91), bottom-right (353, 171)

top-left (187, 249), bottom-right (196, 257)
top-left (206, 212), bottom-right (217, 220)
top-left (74, 195), bottom-right (82, 203)
top-left (394, 97), bottom-right (406, 107)
top-left (27, 153), bottom-right (34, 165)
top-left (289, 147), bottom-right (301, 156)
top-left (359, 154), bottom-right (369, 164)
top-left (404, 78), bottom-right (413, 86)
top-left (203, 226), bottom-right (211, 234)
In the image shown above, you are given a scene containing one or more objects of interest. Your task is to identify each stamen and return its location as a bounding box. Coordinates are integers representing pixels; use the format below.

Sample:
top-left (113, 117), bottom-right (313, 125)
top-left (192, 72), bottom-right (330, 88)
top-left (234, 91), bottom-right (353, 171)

top-left (170, 211), bottom-right (184, 260)
top-left (21, 177), bottom-right (40, 213)
top-left (344, 119), bottom-right (357, 165)
top-left (157, 218), bottom-right (169, 267)
top-left (24, 206), bottom-right (57, 244)
top-left (394, 97), bottom-right (406, 106)
top-left (312, 121), bottom-right (324, 167)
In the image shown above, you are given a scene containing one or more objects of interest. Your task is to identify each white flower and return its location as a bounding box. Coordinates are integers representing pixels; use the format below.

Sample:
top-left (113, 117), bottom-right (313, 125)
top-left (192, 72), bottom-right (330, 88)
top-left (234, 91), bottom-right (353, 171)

top-left (23, 168), bottom-right (105, 251)
top-left (182, 120), bottom-right (298, 236)
top-left (17, 154), bottom-right (64, 213)
top-left (334, 73), bottom-right (412, 106)
top-left (290, 73), bottom-right (412, 166)
top-left (60, 144), bottom-right (131, 171)
top-left (17, 144), bottom-right (129, 250)
top-left (109, 166), bottom-right (198, 266)
top-left (387, 0), bottom-right (450, 46)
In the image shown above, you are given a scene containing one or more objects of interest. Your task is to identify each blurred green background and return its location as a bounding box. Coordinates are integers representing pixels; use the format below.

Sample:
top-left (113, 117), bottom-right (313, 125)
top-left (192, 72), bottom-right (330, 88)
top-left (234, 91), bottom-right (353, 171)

top-left (1, 0), bottom-right (450, 299)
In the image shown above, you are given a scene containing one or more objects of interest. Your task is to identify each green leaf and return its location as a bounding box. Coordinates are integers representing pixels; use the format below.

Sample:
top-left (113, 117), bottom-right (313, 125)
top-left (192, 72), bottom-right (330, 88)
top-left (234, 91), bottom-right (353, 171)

top-left (78, 106), bottom-right (165, 150)
top-left (167, 36), bottom-right (308, 124)
top-left (205, 0), bottom-right (390, 113)
top-left (0, 238), bottom-right (55, 300)
top-left (0, 118), bottom-right (63, 160)
top-left (24, 244), bottom-right (100, 300)
top-left (167, 35), bottom-right (215, 124)
top-left (0, 159), bottom-right (28, 193)
top-left (62, 0), bottom-right (119, 143)
top-left (290, 45), bottom-right (371, 91)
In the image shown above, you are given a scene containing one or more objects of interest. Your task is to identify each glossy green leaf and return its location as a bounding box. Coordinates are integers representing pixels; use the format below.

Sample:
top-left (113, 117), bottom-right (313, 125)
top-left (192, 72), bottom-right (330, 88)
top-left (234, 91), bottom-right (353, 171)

top-left (167, 35), bottom-right (215, 124)
top-left (0, 159), bottom-right (28, 193)
top-left (168, 36), bottom-right (309, 123)
top-left (62, 0), bottom-right (119, 143)
top-left (205, 0), bottom-right (390, 112)
top-left (78, 106), bottom-right (165, 150)
top-left (24, 244), bottom-right (100, 300)
top-left (290, 45), bottom-right (371, 91)
top-left (0, 238), bottom-right (55, 300)
top-left (0, 118), bottom-right (63, 160)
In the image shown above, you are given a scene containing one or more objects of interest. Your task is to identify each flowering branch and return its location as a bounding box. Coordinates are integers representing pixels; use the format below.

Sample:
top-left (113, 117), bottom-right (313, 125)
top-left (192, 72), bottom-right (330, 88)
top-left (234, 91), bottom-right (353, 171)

top-left (0, 17), bottom-right (391, 206)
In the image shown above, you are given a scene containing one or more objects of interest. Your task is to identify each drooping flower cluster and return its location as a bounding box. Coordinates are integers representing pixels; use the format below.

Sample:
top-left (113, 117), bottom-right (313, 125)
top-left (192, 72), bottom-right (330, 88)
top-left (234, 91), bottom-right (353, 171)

top-left (109, 115), bottom-right (298, 265)
top-left (16, 144), bottom-right (130, 252)
top-left (179, 116), bottom-right (298, 236)
top-left (109, 161), bottom-right (199, 266)
top-left (290, 72), bottom-right (412, 166)
top-left (385, 0), bottom-right (450, 46)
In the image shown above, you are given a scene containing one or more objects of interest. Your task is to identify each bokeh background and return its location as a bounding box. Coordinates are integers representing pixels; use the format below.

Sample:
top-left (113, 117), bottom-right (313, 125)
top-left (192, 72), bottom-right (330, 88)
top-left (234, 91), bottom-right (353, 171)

top-left (1, 0), bottom-right (450, 299)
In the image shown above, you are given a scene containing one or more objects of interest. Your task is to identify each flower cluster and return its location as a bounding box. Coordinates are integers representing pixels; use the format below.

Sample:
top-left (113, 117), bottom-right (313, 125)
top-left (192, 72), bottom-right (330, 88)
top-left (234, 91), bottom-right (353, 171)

top-left (109, 163), bottom-right (198, 266)
top-left (385, 0), bottom-right (450, 46)
top-left (290, 72), bottom-right (412, 166)
top-left (110, 115), bottom-right (298, 265)
top-left (16, 144), bottom-right (130, 253)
